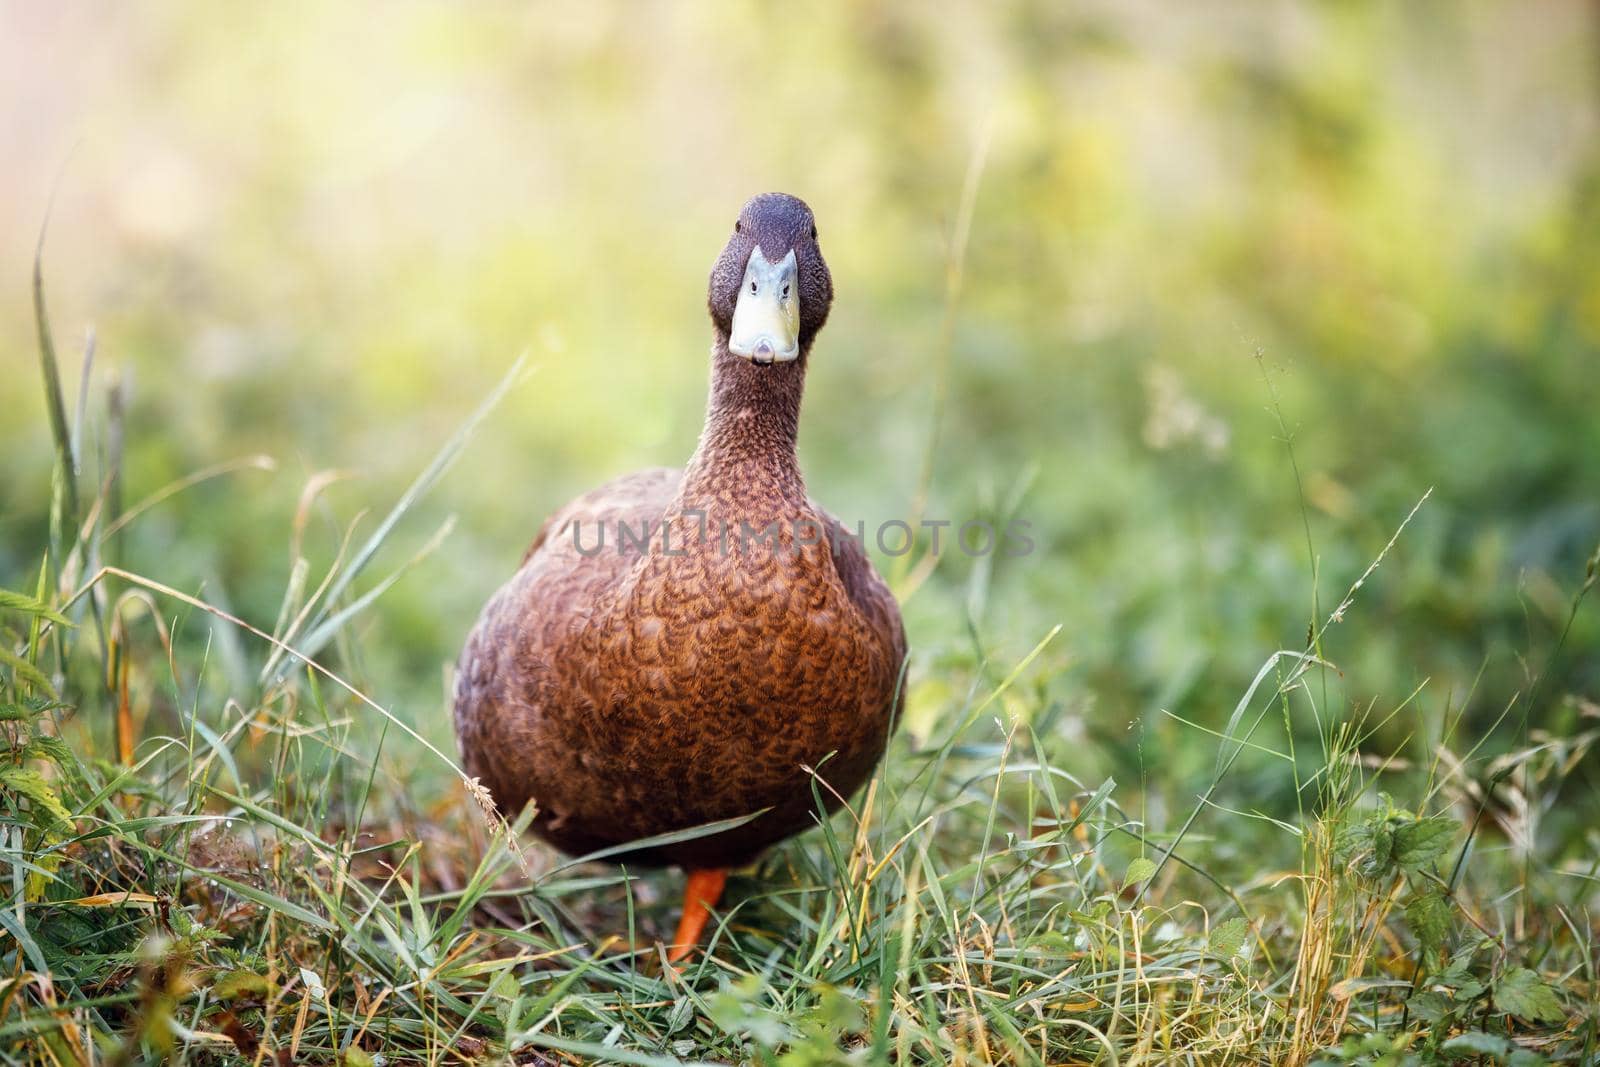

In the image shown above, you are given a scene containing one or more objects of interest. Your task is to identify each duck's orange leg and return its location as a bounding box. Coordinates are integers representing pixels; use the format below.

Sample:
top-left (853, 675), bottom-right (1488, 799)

top-left (666, 868), bottom-right (727, 963)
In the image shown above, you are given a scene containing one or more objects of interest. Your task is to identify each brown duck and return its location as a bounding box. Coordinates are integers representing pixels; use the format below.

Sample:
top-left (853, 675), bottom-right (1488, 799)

top-left (453, 193), bottom-right (906, 960)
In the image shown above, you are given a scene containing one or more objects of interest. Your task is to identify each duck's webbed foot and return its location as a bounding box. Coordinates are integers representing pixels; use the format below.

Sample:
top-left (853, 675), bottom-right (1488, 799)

top-left (665, 867), bottom-right (728, 964)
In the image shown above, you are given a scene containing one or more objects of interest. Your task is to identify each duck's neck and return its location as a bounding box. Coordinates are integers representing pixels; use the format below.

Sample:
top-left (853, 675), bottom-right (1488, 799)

top-left (680, 339), bottom-right (808, 501)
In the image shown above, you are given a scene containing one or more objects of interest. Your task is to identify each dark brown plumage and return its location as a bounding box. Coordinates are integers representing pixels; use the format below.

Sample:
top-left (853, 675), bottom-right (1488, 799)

top-left (452, 194), bottom-right (906, 884)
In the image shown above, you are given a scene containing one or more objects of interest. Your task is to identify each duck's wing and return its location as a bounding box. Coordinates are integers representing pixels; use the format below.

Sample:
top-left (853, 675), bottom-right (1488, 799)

top-left (811, 502), bottom-right (908, 690)
top-left (455, 466), bottom-right (682, 817)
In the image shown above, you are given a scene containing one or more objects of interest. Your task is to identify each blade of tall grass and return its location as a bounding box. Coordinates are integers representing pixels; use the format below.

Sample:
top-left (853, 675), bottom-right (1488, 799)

top-left (261, 354), bottom-right (529, 685)
top-left (33, 219), bottom-right (78, 535)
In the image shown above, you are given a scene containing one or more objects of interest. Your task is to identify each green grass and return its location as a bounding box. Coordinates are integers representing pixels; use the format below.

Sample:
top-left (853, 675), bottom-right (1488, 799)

top-left (4, 246), bottom-right (1598, 1067)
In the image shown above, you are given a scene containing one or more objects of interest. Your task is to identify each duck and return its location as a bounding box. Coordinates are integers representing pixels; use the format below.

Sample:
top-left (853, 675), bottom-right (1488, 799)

top-left (452, 192), bottom-right (906, 961)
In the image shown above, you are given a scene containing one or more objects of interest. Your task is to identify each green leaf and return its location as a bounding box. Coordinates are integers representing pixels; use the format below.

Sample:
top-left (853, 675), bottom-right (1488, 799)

top-left (1493, 967), bottom-right (1564, 1023)
top-left (1404, 889), bottom-right (1452, 962)
top-left (0, 766), bottom-right (74, 829)
top-left (1364, 821), bottom-right (1396, 878)
top-left (1442, 1031), bottom-right (1510, 1057)
top-left (488, 970), bottom-right (520, 1001)
top-left (1404, 990), bottom-right (1450, 1023)
top-left (0, 588), bottom-right (71, 627)
top-left (1122, 857), bottom-right (1157, 889)
top-left (1393, 815), bottom-right (1456, 872)
top-left (0, 646), bottom-right (58, 700)
top-left (211, 969), bottom-right (271, 1001)
top-left (1332, 817), bottom-right (1373, 867)
top-left (664, 995), bottom-right (695, 1037)
top-left (21, 735), bottom-right (78, 776)
top-left (0, 703), bottom-right (41, 722)
top-left (1508, 1048), bottom-right (1549, 1067)
top-left (1024, 930), bottom-right (1074, 958)
top-left (1208, 917), bottom-right (1250, 960)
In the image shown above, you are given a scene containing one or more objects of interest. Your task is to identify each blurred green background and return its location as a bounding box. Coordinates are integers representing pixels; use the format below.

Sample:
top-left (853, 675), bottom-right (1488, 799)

top-left (3, 3), bottom-right (1597, 830)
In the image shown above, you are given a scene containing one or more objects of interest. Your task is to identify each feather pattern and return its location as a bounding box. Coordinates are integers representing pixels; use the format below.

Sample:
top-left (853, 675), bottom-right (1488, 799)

top-left (453, 194), bottom-right (905, 868)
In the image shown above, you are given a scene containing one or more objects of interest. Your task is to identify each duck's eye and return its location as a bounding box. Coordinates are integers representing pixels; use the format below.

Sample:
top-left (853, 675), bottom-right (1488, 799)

top-left (750, 280), bottom-right (758, 295)
top-left (735, 220), bottom-right (742, 233)
top-left (809, 225), bottom-right (817, 239)
top-left (781, 283), bottom-right (790, 299)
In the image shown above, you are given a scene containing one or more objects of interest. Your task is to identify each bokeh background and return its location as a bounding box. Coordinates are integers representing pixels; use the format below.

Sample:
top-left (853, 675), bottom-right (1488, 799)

top-left (4, 3), bottom-right (1597, 837)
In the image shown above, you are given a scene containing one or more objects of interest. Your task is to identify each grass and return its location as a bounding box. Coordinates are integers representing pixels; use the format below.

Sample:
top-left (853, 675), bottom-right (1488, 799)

top-left (5, 243), bottom-right (1600, 1067)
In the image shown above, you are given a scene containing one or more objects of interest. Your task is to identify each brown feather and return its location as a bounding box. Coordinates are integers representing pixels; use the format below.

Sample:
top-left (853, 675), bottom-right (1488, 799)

top-left (452, 194), bottom-right (905, 868)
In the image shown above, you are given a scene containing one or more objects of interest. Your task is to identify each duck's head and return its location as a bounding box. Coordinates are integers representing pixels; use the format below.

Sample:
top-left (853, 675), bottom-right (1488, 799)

top-left (708, 192), bottom-right (833, 366)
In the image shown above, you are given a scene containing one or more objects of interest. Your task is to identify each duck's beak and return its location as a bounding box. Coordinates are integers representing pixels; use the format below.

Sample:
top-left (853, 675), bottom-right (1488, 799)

top-left (728, 247), bottom-right (800, 364)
